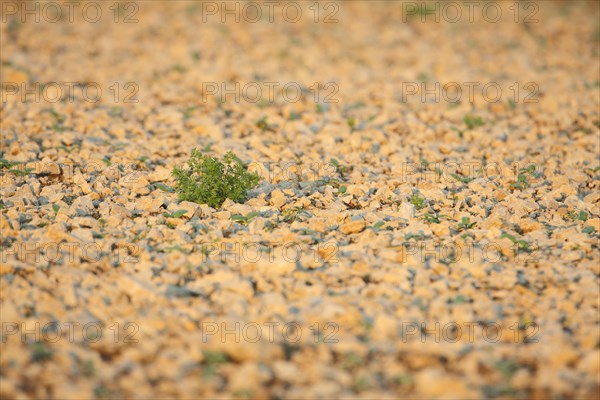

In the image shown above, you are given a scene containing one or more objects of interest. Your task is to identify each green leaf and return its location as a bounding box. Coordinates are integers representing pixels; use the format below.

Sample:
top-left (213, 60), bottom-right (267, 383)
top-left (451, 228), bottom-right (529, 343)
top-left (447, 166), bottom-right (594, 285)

top-left (463, 115), bottom-right (485, 130)
top-left (171, 209), bottom-right (187, 218)
top-left (451, 173), bottom-right (474, 184)
top-left (154, 183), bottom-right (175, 192)
top-left (583, 226), bottom-right (596, 234)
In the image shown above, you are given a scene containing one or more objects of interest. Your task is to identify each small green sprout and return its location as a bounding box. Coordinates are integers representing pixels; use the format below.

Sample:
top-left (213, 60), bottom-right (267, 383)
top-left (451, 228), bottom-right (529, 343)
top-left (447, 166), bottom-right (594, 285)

top-left (342, 352), bottom-right (363, 370)
top-left (31, 342), bottom-right (53, 362)
top-left (449, 295), bottom-right (468, 304)
top-left (409, 192), bottom-right (427, 210)
top-left (373, 221), bottom-right (385, 230)
top-left (457, 217), bottom-right (476, 231)
top-left (405, 232), bottom-right (427, 241)
top-left (500, 232), bottom-right (530, 251)
top-left (395, 374), bottom-right (414, 386)
top-left (256, 116), bottom-right (275, 132)
top-left (463, 115), bottom-right (485, 130)
top-left (231, 211), bottom-right (260, 225)
top-left (451, 126), bottom-right (464, 139)
top-left (511, 164), bottom-right (540, 190)
top-left (423, 212), bottom-right (449, 223)
top-left (451, 173), bottom-right (474, 184)
top-left (182, 105), bottom-right (198, 119)
top-left (202, 350), bottom-right (229, 377)
top-left (281, 207), bottom-right (311, 223)
top-left (82, 359), bottom-right (96, 377)
top-left (163, 209), bottom-right (188, 218)
top-left (347, 117), bottom-right (356, 130)
top-left (172, 150), bottom-right (260, 208)
top-left (330, 158), bottom-right (348, 178)
top-left (565, 210), bottom-right (588, 222)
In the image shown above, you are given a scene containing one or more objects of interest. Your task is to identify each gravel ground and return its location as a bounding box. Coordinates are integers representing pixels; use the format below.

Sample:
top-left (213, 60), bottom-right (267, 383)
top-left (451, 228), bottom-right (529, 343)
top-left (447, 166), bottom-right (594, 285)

top-left (1, 1), bottom-right (599, 399)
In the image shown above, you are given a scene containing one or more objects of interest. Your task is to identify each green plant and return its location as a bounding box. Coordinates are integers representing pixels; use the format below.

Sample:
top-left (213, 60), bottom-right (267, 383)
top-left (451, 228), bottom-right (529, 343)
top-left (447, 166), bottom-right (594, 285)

top-left (330, 158), bottom-right (348, 178)
top-left (511, 164), bottom-right (541, 190)
top-left (409, 192), bottom-right (427, 210)
top-left (457, 216), bottom-right (476, 231)
top-left (583, 226), bottom-right (596, 235)
top-left (347, 117), bottom-right (356, 130)
top-left (172, 150), bottom-right (260, 208)
top-left (281, 207), bottom-right (311, 223)
top-left (423, 212), bottom-right (449, 223)
top-left (500, 232), bottom-right (530, 251)
top-left (202, 351), bottom-right (229, 377)
top-left (451, 173), bottom-right (474, 184)
top-left (256, 116), bottom-right (275, 132)
top-left (163, 209), bottom-right (188, 218)
top-left (463, 115), bottom-right (485, 130)
top-left (565, 210), bottom-right (588, 222)
top-left (30, 342), bottom-right (53, 362)
top-left (231, 211), bottom-right (260, 225)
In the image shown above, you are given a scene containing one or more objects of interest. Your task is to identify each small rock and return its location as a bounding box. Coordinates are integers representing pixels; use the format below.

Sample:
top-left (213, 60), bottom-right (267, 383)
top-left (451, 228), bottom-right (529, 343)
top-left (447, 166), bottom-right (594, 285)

top-left (340, 220), bottom-right (366, 234)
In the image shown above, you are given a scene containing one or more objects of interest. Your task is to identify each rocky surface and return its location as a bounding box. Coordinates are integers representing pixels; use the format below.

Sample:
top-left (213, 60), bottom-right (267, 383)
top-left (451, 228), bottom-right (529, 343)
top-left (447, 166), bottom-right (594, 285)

top-left (1, 1), bottom-right (599, 398)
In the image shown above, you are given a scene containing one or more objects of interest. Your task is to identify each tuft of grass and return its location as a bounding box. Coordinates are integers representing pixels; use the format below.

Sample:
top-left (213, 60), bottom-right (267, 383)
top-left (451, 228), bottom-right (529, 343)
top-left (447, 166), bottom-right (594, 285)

top-left (172, 150), bottom-right (260, 209)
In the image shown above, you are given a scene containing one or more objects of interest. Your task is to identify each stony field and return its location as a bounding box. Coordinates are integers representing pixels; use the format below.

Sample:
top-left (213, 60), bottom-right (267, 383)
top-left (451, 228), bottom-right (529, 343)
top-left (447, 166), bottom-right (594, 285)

top-left (1, 1), bottom-right (599, 398)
